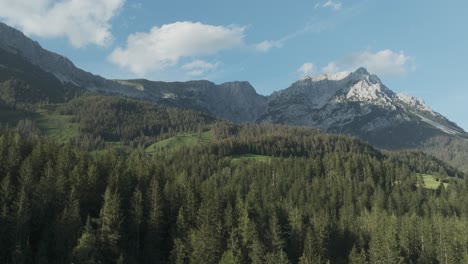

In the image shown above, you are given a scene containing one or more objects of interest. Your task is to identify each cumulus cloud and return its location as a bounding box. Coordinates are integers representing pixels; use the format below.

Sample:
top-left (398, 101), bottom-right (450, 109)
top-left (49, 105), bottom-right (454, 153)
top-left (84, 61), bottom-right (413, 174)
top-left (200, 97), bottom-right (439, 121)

top-left (0, 0), bottom-right (124, 48)
top-left (316, 0), bottom-right (342, 11)
top-left (298, 62), bottom-right (316, 76)
top-left (181, 60), bottom-right (221, 77)
top-left (322, 62), bottom-right (340, 74)
top-left (109, 21), bottom-right (245, 75)
top-left (253, 40), bottom-right (283, 52)
top-left (322, 49), bottom-right (413, 77)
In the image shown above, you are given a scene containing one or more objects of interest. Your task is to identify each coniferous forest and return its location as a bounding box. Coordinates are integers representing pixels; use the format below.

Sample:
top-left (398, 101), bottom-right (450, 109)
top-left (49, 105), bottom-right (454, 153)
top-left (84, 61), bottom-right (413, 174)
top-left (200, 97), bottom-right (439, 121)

top-left (1, 119), bottom-right (468, 264)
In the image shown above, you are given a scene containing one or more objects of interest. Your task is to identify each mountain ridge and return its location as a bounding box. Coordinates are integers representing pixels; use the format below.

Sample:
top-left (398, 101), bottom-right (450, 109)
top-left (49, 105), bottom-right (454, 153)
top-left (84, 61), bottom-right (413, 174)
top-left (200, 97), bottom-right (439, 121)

top-left (0, 21), bottom-right (142, 97)
top-left (0, 21), bottom-right (466, 149)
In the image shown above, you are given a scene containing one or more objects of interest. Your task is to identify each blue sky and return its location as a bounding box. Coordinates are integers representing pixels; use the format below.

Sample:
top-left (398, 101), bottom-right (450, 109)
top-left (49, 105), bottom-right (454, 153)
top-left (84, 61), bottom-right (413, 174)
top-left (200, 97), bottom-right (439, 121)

top-left (0, 0), bottom-right (467, 129)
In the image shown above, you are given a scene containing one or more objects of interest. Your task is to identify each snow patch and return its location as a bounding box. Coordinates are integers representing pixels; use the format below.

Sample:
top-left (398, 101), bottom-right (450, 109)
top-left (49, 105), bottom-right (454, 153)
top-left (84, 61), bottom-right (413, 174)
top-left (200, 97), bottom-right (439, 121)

top-left (302, 71), bottom-right (351, 82)
top-left (162, 93), bottom-right (177, 99)
top-left (114, 80), bottom-right (145, 91)
top-left (397, 93), bottom-right (434, 114)
top-left (345, 80), bottom-right (396, 109)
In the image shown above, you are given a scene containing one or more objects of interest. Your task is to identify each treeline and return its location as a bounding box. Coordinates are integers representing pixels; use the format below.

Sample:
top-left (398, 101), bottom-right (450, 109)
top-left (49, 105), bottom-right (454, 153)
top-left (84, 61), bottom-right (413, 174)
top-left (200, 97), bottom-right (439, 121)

top-left (1, 125), bottom-right (468, 263)
top-left (57, 95), bottom-right (216, 142)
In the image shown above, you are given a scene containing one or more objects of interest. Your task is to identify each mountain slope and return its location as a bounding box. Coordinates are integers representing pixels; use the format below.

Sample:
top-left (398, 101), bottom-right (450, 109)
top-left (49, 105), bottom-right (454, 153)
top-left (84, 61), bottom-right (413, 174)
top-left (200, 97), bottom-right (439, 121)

top-left (0, 22), bottom-right (138, 97)
top-left (0, 47), bottom-right (74, 106)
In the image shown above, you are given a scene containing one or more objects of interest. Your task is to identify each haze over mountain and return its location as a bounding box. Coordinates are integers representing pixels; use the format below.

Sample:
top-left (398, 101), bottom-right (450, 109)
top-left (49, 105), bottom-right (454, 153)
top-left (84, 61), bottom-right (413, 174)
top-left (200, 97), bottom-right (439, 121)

top-left (1, 21), bottom-right (467, 152)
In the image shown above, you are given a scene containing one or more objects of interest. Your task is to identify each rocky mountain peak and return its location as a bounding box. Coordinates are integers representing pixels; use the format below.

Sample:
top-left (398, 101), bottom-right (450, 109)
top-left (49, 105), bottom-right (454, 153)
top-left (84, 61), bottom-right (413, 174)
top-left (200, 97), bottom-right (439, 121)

top-left (220, 81), bottom-right (257, 96)
top-left (354, 67), bottom-right (369, 75)
top-left (257, 66), bottom-right (467, 147)
top-left (346, 67), bottom-right (381, 85)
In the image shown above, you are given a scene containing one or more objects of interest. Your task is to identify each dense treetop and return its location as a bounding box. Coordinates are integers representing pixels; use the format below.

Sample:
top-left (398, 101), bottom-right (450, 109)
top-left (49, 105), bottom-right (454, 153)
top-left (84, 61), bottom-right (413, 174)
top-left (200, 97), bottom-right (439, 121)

top-left (0, 124), bottom-right (467, 263)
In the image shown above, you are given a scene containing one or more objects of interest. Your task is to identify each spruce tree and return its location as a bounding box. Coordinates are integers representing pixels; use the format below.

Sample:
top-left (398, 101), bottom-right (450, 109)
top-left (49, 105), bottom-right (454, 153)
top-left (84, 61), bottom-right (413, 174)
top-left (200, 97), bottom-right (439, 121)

top-left (98, 186), bottom-right (122, 262)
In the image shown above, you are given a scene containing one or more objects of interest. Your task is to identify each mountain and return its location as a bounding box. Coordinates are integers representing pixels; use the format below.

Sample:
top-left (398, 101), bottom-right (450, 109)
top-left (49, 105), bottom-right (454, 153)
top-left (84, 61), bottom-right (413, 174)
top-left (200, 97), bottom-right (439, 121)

top-left (0, 46), bottom-right (76, 106)
top-left (0, 22), bottom-right (266, 122)
top-left (115, 79), bottom-right (267, 123)
top-left (0, 22), bottom-right (138, 97)
top-left (121, 68), bottom-right (467, 149)
top-left (258, 68), bottom-right (468, 148)
top-left (1, 22), bottom-right (467, 156)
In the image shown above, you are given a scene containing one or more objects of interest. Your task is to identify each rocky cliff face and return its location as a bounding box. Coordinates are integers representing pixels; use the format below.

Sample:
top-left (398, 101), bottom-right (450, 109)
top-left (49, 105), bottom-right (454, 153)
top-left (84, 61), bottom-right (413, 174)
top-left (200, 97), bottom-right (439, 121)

top-left (116, 79), bottom-right (267, 123)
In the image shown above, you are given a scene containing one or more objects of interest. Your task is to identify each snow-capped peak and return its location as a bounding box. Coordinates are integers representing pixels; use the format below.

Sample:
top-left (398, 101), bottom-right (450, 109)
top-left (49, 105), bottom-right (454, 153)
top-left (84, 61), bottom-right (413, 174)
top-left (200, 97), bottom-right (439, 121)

top-left (301, 71), bottom-right (351, 82)
top-left (301, 67), bottom-right (382, 85)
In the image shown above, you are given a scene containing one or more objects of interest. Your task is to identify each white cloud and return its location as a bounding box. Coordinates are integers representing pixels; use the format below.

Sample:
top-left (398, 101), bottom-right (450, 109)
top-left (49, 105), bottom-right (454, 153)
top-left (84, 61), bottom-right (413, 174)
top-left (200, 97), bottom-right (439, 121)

top-left (322, 62), bottom-right (341, 73)
top-left (0, 0), bottom-right (124, 48)
top-left (253, 40), bottom-right (283, 52)
top-left (109, 21), bottom-right (245, 76)
top-left (181, 60), bottom-right (221, 77)
top-left (317, 0), bottom-right (342, 11)
top-left (298, 62), bottom-right (316, 76)
top-left (323, 49), bottom-right (413, 77)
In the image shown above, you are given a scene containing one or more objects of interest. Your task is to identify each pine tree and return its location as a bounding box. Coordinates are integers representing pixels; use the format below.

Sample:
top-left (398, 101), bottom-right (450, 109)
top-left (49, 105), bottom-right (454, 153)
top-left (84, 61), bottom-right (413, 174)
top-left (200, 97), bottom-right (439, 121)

top-left (368, 213), bottom-right (402, 264)
top-left (219, 249), bottom-right (241, 264)
top-left (299, 227), bottom-right (321, 264)
top-left (288, 207), bottom-right (304, 262)
top-left (73, 217), bottom-right (99, 264)
top-left (144, 177), bottom-right (163, 262)
top-left (12, 186), bottom-right (32, 264)
top-left (169, 207), bottom-right (190, 264)
top-left (55, 189), bottom-right (82, 263)
top-left (189, 189), bottom-right (223, 264)
top-left (130, 187), bottom-right (143, 261)
top-left (267, 212), bottom-right (290, 263)
top-left (348, 246), bottom-right (368, 264)
top-left (98, 186), bottom-right (122, 262)
top-left (0, 173), bottom-right (12, 217)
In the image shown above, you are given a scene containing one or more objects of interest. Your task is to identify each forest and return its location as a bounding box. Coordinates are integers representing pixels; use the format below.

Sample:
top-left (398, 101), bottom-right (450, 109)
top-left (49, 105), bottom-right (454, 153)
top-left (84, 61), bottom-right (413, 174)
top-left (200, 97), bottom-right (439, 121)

top-left (1, 122), bottom-right (468, 264)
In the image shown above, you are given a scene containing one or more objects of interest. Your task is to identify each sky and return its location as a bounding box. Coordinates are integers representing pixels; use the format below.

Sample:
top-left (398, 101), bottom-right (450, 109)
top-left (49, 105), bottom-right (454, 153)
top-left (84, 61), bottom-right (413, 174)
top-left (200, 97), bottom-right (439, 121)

top-left (0, 0), bottom-right (467, 129)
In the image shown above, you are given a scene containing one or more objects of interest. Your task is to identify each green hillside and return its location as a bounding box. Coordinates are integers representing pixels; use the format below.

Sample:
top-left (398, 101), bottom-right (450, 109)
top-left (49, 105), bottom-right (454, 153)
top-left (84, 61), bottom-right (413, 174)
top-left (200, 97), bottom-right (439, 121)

top-left (36, 108), bottom-right (79, 142)
top-left (145, 131), bottom-right (212, 154)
